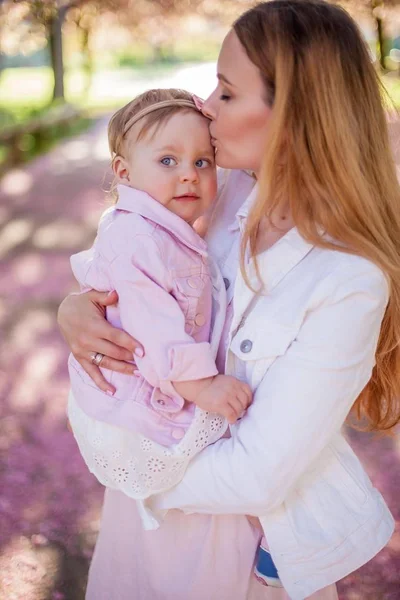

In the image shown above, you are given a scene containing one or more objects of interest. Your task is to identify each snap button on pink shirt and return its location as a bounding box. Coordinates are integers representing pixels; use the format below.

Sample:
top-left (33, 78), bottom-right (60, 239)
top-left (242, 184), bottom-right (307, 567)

top-left (171, 428), bottom-right (185, 440)
top-left (195, 313), bottom-right (206, 327)
top-left (69, 185), bottom-right (222, 447)
top-left (188, 278), bottom-right (199, 288)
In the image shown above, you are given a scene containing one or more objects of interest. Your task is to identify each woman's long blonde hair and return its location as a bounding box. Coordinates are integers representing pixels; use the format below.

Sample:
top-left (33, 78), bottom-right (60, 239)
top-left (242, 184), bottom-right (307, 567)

top-left (235, 0), bottom-right (400, 431)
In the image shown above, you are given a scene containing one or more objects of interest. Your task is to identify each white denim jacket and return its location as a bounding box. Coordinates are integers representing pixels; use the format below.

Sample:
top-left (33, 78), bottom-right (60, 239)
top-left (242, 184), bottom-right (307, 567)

top-left (152, 171), bottom-right (395, 599)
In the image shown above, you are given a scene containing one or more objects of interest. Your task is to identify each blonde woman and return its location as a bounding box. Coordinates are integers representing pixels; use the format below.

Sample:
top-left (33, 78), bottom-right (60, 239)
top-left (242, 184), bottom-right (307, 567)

top-left (58, 1), bottom-right (400, 598)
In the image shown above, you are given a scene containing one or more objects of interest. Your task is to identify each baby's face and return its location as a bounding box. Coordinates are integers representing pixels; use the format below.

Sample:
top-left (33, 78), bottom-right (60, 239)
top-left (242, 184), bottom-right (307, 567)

top-left (121, 111), bottom-right (217, 225)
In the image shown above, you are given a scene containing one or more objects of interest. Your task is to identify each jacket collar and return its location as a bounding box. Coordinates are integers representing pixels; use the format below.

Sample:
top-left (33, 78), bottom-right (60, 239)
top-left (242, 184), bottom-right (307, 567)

top-left (115, 185), bottom-right (208, 256)
top-left (254, 227), bottom-right (315, 292)
top-left (228, 182), bottom-right (258, 233)
top-left (232, 184), bottom-right (315, 317)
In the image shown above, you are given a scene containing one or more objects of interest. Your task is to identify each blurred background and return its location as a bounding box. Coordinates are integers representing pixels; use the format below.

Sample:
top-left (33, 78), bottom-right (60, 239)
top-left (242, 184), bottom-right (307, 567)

top-left (0, 1), bottom-right (400, 599)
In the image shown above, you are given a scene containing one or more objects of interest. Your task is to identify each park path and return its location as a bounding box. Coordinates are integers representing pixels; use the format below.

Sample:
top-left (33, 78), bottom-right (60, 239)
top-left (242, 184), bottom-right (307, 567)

top-left (0, 66), bottom-right (400, 599)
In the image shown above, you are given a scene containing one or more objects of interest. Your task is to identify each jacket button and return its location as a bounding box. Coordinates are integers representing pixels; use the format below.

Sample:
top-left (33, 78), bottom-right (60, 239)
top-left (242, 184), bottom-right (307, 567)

top-left (195, 313), bottom-right (206, 327)
top-left (172, 428), bottom-right (185, 440)
top-left (223, 277), bottom-right (230, 290)
top-left (187, 277), bottom-right (198, 289)
top-left (240, 339), bottom-right (253, 353)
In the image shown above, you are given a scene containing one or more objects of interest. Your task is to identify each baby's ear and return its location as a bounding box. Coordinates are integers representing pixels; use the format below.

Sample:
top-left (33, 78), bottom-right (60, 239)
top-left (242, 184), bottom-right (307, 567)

top-left (112, 155), bottom-right (130, 183)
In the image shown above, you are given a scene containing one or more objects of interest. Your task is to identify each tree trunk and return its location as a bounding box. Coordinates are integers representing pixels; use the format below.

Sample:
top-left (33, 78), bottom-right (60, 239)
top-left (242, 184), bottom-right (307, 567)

top-left (371, 0), bottom-right (386, 70)
top-left (48, 11), bottom-right (65, 101)
top-left (81, 25), bottom-right (93, 97)
top-left (376, 16), bottom-right (385, 70)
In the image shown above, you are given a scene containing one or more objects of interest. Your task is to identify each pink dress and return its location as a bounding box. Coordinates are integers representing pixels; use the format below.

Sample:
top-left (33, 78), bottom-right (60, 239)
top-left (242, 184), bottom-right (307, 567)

top-left (86, 305), bottom-right (264, 600)
top-left (86, 304), bottom-right (338, 600)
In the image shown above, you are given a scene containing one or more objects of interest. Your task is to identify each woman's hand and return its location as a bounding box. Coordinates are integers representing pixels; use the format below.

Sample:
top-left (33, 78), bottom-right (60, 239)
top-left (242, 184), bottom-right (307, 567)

top-left (58, 290), bottom-right (144, 394)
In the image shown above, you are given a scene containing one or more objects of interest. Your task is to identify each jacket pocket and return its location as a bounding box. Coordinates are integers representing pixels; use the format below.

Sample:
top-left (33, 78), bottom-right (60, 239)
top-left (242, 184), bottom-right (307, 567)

top-left (276, 454), bottom-right (370, 566)
top-left (229, 321), bottom-right (297, 390)
top-left (174, 272), bottom-right (210, 334)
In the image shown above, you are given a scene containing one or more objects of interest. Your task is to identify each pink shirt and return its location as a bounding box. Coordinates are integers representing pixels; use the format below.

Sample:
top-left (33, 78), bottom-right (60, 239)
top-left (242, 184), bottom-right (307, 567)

top-left (68, 185), bottom-right (220, 446)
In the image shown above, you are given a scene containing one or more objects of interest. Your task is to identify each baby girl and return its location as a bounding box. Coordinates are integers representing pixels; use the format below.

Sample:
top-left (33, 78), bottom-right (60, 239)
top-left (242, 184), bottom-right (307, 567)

top-left (67, 88), bottom-right (252, 528)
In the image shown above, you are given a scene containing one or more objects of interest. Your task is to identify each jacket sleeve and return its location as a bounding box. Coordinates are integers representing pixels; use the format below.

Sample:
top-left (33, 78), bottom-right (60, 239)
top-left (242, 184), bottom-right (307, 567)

top-left (150, 263), bottom-right (389, 514)
top-left (109, 233), bottom-right (217, 405)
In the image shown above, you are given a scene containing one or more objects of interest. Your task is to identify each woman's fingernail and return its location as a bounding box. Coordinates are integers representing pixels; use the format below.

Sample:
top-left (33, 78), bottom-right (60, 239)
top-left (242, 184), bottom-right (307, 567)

top-left (134, 348), bottom-right (144, 358)
top-left (107, 290), bottom-right (115, 297)
top-left (106, 389), bottom-right (114, 396)
top-left (134, 370), bottom-right (141, 377)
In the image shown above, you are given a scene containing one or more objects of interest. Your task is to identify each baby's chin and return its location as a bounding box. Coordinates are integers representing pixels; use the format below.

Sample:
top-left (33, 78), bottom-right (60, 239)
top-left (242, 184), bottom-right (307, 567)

top-left (172, 206), bottom-right (203, 225)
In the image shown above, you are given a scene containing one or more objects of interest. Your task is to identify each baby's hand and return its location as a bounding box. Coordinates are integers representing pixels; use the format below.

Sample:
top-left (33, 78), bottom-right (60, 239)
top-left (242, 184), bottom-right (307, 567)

top-left (195, 374), bottom-right (252, 424)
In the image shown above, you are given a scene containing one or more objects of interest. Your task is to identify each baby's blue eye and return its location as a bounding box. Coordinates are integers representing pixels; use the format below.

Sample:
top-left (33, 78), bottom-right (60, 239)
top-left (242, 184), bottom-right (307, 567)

top-left (160, 157), bottom-right (177, 166)
top-left (195, 159), bottom-right (210, 168)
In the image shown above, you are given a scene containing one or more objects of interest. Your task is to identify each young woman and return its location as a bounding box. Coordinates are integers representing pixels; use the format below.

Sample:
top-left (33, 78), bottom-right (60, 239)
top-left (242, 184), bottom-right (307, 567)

top-left (58, 1), bottom-right (400, 598)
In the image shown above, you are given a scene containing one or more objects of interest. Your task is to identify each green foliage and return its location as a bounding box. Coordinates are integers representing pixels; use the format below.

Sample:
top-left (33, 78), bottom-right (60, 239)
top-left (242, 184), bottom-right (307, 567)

top-left (382, 74), bottom-right (400, 107)
top-left (170, 38), bottom-right (221, 63)
top-left (0, 67), bottom-right (54, 122)
top-left (0, 111), bottom-right (93, 172)
top-left (114, 38), bottom-right (220, 68)
top-left (115, 44), bottom-right (156, 68)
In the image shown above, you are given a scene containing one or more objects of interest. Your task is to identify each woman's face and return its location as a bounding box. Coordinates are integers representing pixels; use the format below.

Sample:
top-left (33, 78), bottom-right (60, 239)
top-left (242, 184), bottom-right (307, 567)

top-left (203, 30), bottom-right (272, 174)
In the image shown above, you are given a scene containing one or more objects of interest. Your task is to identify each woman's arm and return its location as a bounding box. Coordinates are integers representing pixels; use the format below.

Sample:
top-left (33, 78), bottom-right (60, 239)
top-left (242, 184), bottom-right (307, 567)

top-left (58, 289), bottom-right (141, 394)
top-left (150, 262), bottom-right (389, 516)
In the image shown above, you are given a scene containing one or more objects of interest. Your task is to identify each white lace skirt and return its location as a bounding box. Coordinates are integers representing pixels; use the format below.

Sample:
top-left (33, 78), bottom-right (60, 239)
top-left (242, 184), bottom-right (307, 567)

top-left (68, 391), bottom-right (226, 503)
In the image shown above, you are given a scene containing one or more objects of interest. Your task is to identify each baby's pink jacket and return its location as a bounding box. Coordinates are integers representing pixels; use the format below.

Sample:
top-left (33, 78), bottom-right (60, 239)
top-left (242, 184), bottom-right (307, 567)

top-left (68, 185), bottom-right (219, 446)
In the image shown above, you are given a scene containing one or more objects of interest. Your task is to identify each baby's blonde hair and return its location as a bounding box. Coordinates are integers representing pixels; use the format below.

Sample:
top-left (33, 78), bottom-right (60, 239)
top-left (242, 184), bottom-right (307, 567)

top-left (108, 88), bottom-right (197, 202)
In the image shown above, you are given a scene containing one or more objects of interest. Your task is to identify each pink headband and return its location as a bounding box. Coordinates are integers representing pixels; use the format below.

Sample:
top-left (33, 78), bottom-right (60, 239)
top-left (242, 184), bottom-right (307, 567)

top-left (123, 95), bottom-right (204, 137)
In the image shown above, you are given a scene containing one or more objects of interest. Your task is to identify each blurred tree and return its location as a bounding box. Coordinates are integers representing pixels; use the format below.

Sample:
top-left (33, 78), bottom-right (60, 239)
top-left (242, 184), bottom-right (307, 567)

top-left (339, 0), bottom-right (400, 69)
top-left (66, 1), bottom-right (118, 96)
top-left (373, 0), bottom-right (387, 69)
top-left (109, 0), bottom-right (257, 62)
top-left (0, 0), bottom-right (258, 103)
top-left (0, 0), bottom-right (121, 100)
top-left (20, 0), bottom-right (73, 99)
top-left (368, 0), bottom-right (400, 69)
top-left (0, 0), bottom-right (74, 100)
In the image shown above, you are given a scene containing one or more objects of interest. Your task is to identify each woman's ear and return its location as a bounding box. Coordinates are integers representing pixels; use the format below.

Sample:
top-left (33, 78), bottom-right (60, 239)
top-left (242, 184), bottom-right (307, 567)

top-left (112, 156), bottom-right (130, 183)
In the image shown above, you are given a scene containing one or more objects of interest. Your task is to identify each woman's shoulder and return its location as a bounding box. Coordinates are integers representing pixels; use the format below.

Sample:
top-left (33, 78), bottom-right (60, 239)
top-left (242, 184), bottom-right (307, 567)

top-left (312, 244), bottom-right (389, 303)
top-left (318, 244), bottom-right (386, 279)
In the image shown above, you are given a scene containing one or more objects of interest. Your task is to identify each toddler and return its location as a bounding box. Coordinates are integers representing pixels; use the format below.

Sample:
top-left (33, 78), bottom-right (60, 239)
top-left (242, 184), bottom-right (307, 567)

top-left (67, 88), bottom-right (252, 529)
